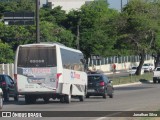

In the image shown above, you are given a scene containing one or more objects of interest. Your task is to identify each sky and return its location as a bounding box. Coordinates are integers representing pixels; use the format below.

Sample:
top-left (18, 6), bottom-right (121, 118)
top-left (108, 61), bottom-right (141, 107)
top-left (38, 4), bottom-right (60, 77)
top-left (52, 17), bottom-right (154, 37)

top-left (107, 0), bottom-right (128, 11)
top-left (40, 0), bottom-right (128, 11)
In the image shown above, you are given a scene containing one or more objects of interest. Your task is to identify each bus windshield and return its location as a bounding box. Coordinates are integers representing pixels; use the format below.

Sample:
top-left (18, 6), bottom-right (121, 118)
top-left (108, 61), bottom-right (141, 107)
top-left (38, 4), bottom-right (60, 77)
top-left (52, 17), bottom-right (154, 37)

top-left (17, 46), bottom-right (57, 67)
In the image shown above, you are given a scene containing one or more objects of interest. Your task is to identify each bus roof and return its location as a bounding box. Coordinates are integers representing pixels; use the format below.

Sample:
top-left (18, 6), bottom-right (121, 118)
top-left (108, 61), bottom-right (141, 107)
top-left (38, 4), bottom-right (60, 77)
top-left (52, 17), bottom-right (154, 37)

top-left (18, 42), bottom-right (82, 54)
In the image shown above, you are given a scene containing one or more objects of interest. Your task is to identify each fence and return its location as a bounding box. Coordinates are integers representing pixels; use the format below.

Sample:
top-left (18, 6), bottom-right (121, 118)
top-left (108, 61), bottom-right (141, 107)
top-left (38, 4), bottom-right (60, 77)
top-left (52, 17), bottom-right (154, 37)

top-left (0, 63), bottom-right (14, 78)
top-left (88, 54), bottom-right (154, 72)
top-left (88, 54), bottom-right (153, 66)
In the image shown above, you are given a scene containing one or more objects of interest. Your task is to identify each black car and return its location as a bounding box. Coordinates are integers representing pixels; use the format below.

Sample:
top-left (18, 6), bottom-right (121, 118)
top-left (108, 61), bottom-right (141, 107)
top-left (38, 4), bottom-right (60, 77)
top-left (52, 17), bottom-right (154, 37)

top-left (0, 74), bottom-right (17, 102)
top-left (86, 74), bottom-right (114, 99)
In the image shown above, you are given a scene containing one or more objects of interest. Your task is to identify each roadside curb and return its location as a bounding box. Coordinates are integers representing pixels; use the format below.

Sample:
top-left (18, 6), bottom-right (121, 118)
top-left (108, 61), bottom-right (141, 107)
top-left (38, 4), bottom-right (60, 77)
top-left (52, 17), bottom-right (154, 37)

top-left (113, 82), bottom-right (142, 87)
top-left (113, 80), bottom-right (152, 87)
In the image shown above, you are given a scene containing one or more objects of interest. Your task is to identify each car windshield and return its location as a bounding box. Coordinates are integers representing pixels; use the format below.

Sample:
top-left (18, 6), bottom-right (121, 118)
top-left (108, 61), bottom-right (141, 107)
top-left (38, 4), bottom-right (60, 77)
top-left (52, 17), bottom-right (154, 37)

top-left (88, 76), bottom-right (102, 82)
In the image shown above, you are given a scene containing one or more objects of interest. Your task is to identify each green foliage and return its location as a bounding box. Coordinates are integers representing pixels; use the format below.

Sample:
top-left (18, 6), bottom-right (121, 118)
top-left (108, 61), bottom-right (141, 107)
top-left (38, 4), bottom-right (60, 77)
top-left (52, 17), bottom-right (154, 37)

top-left (0, 0), bottom-right (35, 18)
top-left (65, 0), bottom-right (119, 58)
top-left (40, 6), bottom-right (67, 25)
top-left (1, 0), bottom-right (160, 65)
top-left (0, 41), bottom-right (14, 63)
top-left (117, 0), bottom-right (160, 55)
top-left (40, 21), bottom-right (74, 47)
top-left (114, 0), bottom-right (160, 75)
top-left (0, 22), bottom-right (34, 50)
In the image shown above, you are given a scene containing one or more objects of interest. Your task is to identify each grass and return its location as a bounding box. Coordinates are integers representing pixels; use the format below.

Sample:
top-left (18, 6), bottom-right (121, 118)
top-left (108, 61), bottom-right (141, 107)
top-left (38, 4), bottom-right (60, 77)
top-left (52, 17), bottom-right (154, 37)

top-left (111, 72), bottom-right (153, 85)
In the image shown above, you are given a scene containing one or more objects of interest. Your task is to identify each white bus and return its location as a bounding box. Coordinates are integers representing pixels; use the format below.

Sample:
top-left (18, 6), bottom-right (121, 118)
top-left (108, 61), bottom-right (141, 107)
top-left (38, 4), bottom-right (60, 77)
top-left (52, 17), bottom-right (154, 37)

top-left (14, 42), bottom-right (87, 104)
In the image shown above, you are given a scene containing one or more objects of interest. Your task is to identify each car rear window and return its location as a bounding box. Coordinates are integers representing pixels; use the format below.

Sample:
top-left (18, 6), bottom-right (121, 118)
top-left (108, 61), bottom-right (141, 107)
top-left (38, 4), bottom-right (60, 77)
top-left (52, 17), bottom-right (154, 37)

top-left (88, 76), bottom-right (103, 82)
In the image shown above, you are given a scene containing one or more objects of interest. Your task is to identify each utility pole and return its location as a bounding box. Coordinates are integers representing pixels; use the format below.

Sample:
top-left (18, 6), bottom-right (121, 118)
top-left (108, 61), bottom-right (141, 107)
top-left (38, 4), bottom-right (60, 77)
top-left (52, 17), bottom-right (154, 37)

top-left (121, 0), bottom-right (123, 12)
top-left (76, 16), bottom-right (81, 50)
top-left (36, 0), bottom-right (40, 43)
top-left (76, 23), bottom-right (80, 50)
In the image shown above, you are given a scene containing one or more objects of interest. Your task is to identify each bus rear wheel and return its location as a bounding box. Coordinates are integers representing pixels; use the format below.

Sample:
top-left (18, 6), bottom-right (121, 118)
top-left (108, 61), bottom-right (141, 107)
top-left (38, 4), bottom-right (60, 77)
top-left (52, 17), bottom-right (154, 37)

top-left (64, 92), bottom-right (71, 104)
top-left (43, 97), bottom-right (49, 103)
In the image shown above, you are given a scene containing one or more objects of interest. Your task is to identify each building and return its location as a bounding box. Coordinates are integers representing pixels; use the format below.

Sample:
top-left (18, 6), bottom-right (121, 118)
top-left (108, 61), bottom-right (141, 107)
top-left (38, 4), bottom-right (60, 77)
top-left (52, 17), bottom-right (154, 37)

top-left (47, 0), bottom-right (94, 13)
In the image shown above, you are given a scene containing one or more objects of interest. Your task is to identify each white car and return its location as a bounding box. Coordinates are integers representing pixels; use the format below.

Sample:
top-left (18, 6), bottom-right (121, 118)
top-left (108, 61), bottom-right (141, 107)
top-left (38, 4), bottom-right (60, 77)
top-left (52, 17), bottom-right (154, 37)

top-left (142, 63), bottom-right (154, 72)
top-left (0, 88), bottom-right (3, 109)
top-left (129, 66), bottom-right (144, 75)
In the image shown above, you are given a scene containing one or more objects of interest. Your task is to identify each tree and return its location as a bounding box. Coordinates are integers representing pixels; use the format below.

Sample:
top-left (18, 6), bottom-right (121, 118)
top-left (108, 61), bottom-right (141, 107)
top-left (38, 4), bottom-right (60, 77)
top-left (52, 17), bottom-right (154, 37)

top-left (0, 22), bottom-right (34, 51)
top-left (40, 21), bottom-right (74, 47)
top-left (64, 0), bottom-right (119, 58)
top-left (40, 6), bottom-right (67, 26)
top-left (116, 0), bottom-right (160, 75)
top-left (0, 41), bottom-right (14, 63)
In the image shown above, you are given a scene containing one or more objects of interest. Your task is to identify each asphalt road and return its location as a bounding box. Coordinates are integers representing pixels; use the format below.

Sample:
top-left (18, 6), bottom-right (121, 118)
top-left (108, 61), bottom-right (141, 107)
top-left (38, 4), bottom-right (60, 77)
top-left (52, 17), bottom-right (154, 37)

top-left (1, 81), bottom-right (160, 120)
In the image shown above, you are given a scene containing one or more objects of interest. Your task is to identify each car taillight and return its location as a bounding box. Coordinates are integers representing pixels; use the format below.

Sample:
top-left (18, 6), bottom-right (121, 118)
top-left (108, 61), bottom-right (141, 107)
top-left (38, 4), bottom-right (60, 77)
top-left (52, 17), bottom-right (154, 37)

top-left (99, 81), bottom-right (105, 86)
top-left (2, 82), bottom-right (6, 86)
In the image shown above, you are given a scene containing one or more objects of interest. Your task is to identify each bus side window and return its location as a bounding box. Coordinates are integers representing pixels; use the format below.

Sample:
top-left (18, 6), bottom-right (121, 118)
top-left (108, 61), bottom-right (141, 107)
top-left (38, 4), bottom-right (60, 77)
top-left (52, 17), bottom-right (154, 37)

top-left (79, 63), bottom-right (84, 71)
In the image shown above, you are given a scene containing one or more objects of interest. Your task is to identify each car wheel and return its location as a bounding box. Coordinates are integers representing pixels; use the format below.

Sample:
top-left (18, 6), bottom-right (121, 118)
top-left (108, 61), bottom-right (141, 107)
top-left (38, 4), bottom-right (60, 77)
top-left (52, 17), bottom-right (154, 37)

top-left (103, 94), bottom-right (107, 99)
top-left (4, 92), bottom-right (9, 102)
top-left (79, 95), bottom-right (85, 102)
top-left (0, 95), bottom-right (3, 109)
top-left (103, 88), bottom-right (107, 99)
top-left (109, 94), bottom-right (113, 98)
top-left (86, 95), bottom-right (89, 98)
top-left (14, 95), bottom-right (18, 101)
top-left (153, 79), bottom-right (157, 83)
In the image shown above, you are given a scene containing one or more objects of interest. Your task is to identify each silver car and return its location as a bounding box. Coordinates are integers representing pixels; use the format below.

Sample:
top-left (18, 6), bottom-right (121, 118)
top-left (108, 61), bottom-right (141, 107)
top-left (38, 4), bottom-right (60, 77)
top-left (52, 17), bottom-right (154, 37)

top-left (0, 88), bottom-right (3, 109)
top-left (129, 66), bottom-right (144, 75)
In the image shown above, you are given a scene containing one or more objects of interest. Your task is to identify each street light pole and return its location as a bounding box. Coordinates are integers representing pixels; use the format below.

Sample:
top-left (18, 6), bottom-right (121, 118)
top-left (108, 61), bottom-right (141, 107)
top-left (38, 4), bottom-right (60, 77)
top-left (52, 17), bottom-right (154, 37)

top-left (36, 0), bottom-right (40, 43)
top-left (121, 0), bottom-right (123, 12)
